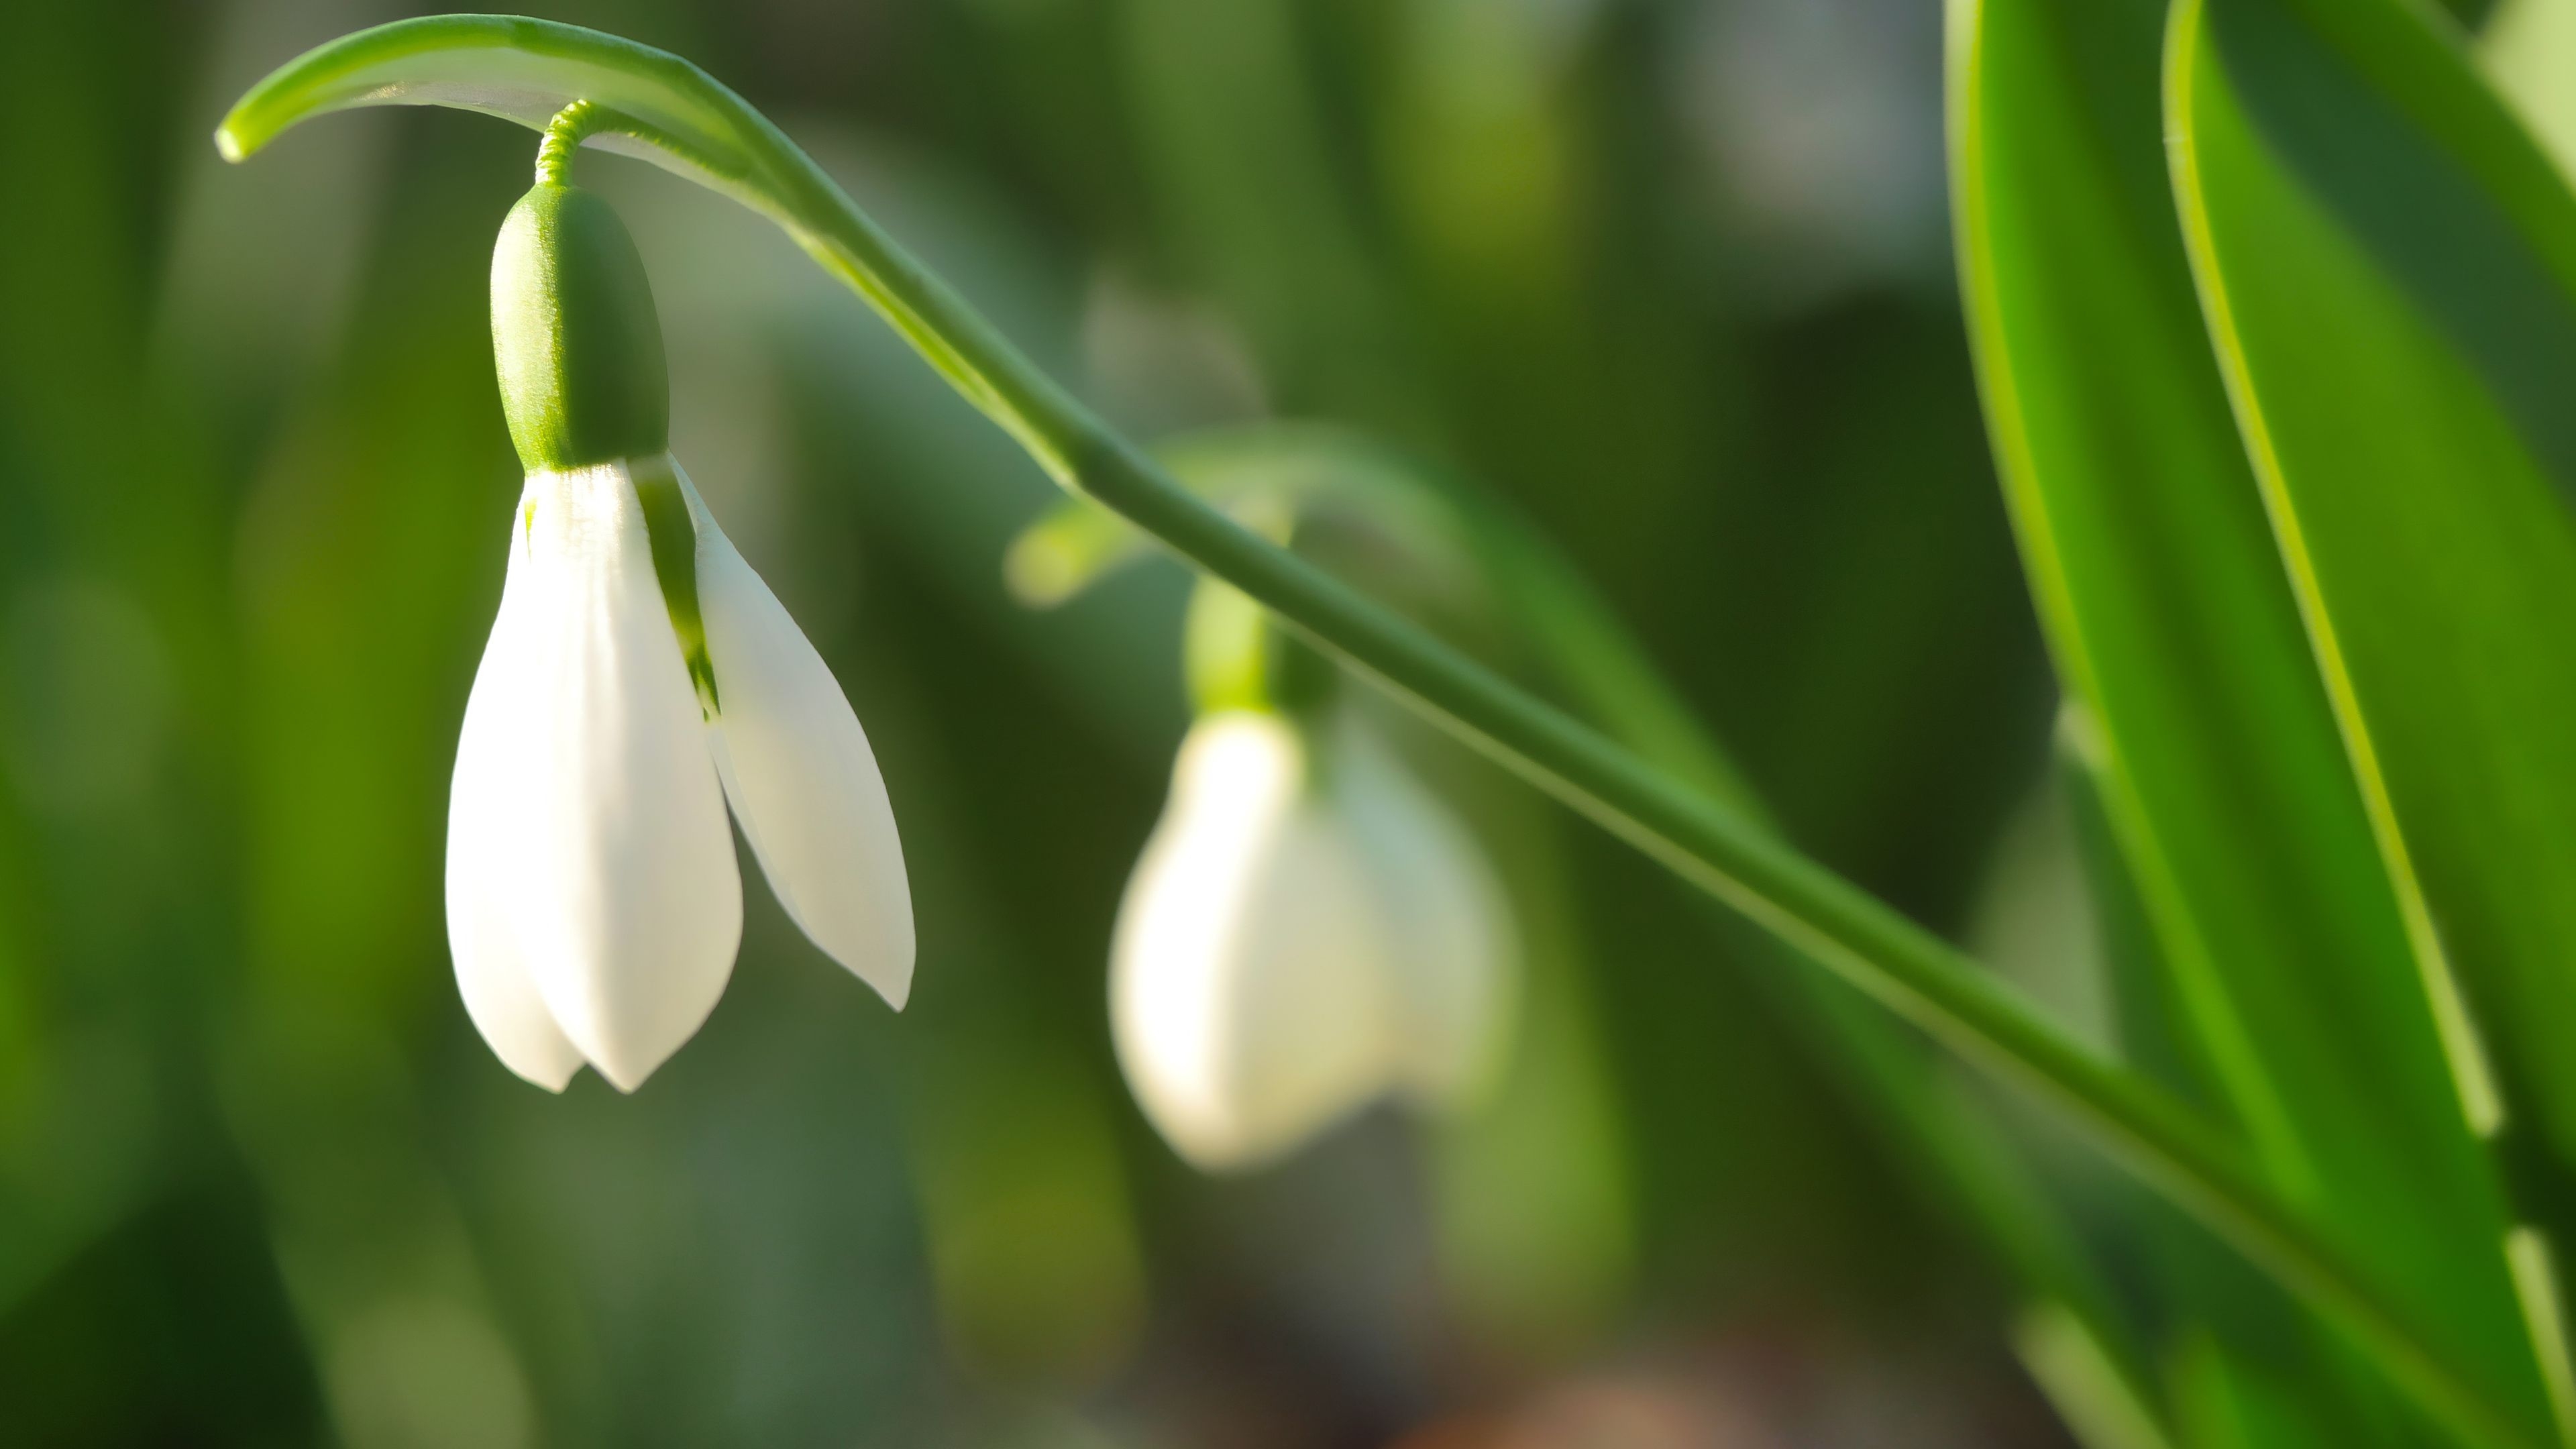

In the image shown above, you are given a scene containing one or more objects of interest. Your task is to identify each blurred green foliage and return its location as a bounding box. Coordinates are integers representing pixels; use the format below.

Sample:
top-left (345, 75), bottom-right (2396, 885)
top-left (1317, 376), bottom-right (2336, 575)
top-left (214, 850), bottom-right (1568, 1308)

top-left (44, 0), bottom-right (2564, 1444)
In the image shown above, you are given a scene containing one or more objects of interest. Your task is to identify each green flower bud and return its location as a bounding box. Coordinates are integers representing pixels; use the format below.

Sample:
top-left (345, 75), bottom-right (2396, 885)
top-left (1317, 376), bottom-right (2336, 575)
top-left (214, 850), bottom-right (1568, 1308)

top-left (490, 182), bottom-right (669, 472)
top-left (1184, 575), bottom-right (1338, 727)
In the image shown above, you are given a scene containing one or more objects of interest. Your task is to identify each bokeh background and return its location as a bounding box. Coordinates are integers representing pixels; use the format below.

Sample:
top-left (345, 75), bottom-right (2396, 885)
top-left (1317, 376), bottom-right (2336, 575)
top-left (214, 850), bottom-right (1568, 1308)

top-left (0, 0), bottom-right (2143, 1444)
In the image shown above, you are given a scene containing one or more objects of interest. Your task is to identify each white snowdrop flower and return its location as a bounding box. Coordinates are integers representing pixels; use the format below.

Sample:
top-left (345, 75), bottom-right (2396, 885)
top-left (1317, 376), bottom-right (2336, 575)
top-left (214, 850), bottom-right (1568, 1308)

top-left (1112, 708), bottom-right (1516, 1170)
top-left (447, 178), bottom-right (912, 1092)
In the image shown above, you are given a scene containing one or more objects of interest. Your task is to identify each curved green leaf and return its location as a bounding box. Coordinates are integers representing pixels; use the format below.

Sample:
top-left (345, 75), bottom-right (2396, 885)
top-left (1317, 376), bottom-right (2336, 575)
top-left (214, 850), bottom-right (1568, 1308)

top-left (1955, 0), bottom-right (2548, 1433)
top-left (2171, 0), bottom-right (2576, 1431)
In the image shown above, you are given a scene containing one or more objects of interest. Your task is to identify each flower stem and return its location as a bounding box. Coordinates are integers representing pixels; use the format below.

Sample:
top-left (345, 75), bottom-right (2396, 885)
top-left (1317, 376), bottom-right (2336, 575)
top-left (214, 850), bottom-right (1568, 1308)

top-left (534, 99), bottom-right (600, 186)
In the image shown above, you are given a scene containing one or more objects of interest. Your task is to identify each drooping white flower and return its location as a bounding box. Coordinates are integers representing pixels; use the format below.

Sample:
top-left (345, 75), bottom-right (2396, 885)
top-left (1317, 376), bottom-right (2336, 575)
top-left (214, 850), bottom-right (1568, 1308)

top-left (1111, 709), bottom-right (1516, 1169)
top-left (447, 176), bottom-right (911, 1091)
top-left (447, 458), bottom-right (914, 1091)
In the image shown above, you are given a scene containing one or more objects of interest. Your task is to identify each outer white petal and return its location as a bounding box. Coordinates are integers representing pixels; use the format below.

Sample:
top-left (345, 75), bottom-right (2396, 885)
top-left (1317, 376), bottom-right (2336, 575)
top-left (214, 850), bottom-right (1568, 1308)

top-left (445, 504), bottom-right (586, 1090)
top-left (675, 469), bottom-right (914, 1008)
top-left (1335, 724), bottom-right (1518, 1107)
top-left (1110, 713), bottom-right (1395, 1170)
top-left (506, 461), bottom-right (743, 1091)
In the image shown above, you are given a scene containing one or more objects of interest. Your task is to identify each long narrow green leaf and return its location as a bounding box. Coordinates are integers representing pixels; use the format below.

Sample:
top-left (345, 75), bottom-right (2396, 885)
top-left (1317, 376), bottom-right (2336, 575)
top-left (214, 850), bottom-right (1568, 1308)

top-left (215, 21), bottom-right (2542, 1446)
top-left (1953, 0), bottom-right (2548, 1436)
top-left (2169, 0), bottom-right (2576, 1437)
top-left (2062, 718), bottom-right (2419, 1449)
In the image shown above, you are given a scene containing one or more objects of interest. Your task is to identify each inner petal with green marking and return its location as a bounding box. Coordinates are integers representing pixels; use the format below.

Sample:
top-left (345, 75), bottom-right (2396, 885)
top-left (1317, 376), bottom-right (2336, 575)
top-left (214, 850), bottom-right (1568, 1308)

top-left (629, 453), bottom-right (719, 718)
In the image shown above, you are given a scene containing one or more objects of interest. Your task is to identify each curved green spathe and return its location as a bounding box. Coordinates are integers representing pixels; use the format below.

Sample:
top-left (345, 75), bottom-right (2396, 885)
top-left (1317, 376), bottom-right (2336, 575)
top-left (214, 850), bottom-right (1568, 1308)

top-left (216, 16), bottom-right (759, 200)
top-left (219, 14), bottom-right (1059, 478)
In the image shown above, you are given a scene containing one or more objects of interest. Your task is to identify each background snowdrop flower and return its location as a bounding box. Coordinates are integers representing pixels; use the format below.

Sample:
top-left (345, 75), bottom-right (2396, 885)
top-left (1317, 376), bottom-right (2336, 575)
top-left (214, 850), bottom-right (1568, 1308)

top-left (1112, 708), bottom-right (1517, 1170)
top-left (448, 173), bottom-right (913, 1092)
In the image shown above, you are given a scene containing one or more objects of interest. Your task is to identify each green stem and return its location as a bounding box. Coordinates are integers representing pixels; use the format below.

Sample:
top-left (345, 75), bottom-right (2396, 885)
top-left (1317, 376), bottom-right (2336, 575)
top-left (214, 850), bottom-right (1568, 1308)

top-left (794, 164), bottom-right (2529, 1446)
top-left (209, 21), bottom-right (2541, 1446)
top-left (1430, 452), bottom-right (2165, 1417)
top-left (1051, 421), bottom-right (2517, 1449)
top-left (534, 99), bottom-right (600, 185)
top-left (1132, 424), bottom-right (2177, 1417)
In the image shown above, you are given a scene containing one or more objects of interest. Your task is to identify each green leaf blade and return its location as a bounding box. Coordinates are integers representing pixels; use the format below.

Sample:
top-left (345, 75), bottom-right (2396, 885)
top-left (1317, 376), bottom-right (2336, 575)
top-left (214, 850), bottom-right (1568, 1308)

top-left (2174, 0), bottom-right (2576, 1183)
top-left (1957, 0), bottom-right (2549, 1431)
top-left (2170, 0), bottom-right (2576, 1431)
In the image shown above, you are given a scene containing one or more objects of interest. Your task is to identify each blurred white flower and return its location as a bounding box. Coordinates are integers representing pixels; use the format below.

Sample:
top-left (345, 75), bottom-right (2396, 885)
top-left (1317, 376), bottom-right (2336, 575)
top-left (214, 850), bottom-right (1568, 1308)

top-left (445, 454), bottom-right (914, 1092)
top-left (1112, 709), bottom-right (1516, 1169)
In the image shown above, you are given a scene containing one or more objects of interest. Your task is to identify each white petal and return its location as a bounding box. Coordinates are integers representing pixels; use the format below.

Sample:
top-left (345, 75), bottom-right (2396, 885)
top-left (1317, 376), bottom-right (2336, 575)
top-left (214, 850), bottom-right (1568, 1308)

top-left (1335, 724), bottom-right (1517, 1107)
top-left (1111, 713), bottom-right (1395, 1170)
top-left (675, 468), bottom-right (914, 1008)
top-left (504, 461), bottom-right (743, 1091)
top-left (445, 504), bottom-right (585, 1090)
